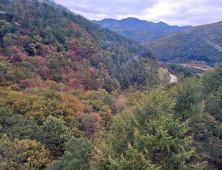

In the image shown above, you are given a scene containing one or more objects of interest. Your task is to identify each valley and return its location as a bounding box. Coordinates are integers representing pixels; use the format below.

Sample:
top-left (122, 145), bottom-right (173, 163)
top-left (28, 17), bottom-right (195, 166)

top-left (0, 0), bottom-right (222, 169)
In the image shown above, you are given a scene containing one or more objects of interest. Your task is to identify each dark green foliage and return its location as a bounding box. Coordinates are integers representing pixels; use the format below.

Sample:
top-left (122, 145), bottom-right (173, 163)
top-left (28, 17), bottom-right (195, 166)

top-left (202, 63), bottom-right (222, 95)
top-left (93, 88), bottom-right (195, 170)
top-left (205, 86), bottom-right (222, 122)
top-left (0, 113), bottom-right (44, 142)
top-left (47, 137), bottom-right (91, 170)
top-left (173, 79), bottom-right (203, 120)
top-left (102, 94), bottom-right (116, 113)
top-left (0, 106), bottom-right (13, 129)
top-left (203, 63), bottom-right (222, 122)
top-left (42, 116), bottom-right (73, 157)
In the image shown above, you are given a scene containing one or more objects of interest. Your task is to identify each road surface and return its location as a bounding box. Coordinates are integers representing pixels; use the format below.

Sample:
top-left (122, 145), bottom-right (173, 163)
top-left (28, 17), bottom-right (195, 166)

top-left (169, 74), bottom-right (177, 83)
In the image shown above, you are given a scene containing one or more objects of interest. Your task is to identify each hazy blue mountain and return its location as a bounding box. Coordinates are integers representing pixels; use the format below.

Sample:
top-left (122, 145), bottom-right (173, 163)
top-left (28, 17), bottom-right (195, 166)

top-left (93, 17), bottom-right (191, 31)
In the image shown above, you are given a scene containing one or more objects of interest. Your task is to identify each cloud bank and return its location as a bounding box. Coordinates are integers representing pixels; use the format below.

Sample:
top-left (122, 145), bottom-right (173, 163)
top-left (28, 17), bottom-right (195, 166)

top-left (54, 0), bottom-right (222, 26)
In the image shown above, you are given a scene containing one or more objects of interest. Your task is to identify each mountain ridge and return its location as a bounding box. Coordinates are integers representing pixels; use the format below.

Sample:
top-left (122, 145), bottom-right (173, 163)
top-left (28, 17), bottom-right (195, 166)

top-left (142, 21), bottom-right (222, 66)
top-left (93, 17), bottom-right (191, 31)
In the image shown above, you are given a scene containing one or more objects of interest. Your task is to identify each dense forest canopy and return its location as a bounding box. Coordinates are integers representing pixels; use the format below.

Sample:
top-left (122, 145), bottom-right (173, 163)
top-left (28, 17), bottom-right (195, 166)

top-left (0, 0), bottom-right (164, 91)
top-left (0, 0), bottom-right (222, 170)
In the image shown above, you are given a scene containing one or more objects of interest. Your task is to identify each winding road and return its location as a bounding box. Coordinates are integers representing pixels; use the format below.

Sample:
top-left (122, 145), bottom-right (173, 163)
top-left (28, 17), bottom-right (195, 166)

top-left (169, 74), bottom-right (177, 83)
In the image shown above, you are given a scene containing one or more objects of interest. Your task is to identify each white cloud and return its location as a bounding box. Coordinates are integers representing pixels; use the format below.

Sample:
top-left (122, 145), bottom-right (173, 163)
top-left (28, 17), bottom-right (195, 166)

top-left (54, 0), bottom-right (222, 26)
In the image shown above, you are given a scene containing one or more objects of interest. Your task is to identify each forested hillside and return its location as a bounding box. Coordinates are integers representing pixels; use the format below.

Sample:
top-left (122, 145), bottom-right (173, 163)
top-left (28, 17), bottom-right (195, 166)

top-left (0, 0), bottom-right (222, 170)
top-left (0, 0), bottom-right (164, 91)
top-left (116, 29), bottom-right (178, 44)
top-left (143, 21), bottom-right (222, 66)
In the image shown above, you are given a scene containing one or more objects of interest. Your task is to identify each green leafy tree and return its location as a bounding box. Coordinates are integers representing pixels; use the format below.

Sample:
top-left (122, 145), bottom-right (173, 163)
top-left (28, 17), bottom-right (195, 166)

top-left (202, 63), bottom-right (222, 95)
top-left (173, 78), bottom-right (202, 120)
top-left (93, 88), bottom-right (195, 170)
top-left (47, 137), bottom-right (91, 170)
top-left (0, 114), bottom-right (44, 143)
top-left (205, 85), bottom-right (222, 122)
top-left (0, 134), bottom-right (50, 170)
top-left (42, 116), bottom-right (73, 158)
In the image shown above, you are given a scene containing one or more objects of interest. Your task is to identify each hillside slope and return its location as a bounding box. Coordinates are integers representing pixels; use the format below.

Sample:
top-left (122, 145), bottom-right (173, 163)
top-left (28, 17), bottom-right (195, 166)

top-left (143, 21), bottom-right (222, 66)
top-left (0, 0), bottom-right (164, 91)
top-left (116, 29), bottom-right (178, 44)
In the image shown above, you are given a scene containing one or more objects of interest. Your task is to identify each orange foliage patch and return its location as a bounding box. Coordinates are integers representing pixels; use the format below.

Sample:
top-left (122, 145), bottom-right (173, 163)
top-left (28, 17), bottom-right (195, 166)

top-left (67, 23), bottom-right (81, 31)
top-left (38, 45), bottom-right (53, 58)
top-left (61, 92), bottom-right (84, 116)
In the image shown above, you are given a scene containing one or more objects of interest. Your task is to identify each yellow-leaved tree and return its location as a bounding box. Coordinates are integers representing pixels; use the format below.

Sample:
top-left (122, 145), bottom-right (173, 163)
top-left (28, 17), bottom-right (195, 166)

top-left (0, 134), bottom-right (50, 170)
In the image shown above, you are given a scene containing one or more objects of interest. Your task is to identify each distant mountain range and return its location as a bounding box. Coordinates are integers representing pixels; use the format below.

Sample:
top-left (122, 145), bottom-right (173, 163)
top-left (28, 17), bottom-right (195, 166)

top-left (142, 21), bottom-right (222, 66)
top-left (94, 18), bottom-right (222, 66)
top-left (93, 17), bottom-right (191, 44)
top-left (93, 17), bottom-right (191, 31)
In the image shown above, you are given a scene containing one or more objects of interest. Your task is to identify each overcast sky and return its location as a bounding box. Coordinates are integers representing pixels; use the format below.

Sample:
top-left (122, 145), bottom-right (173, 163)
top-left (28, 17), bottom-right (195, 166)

top-left (54, 0), bottom-right (222, 26)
